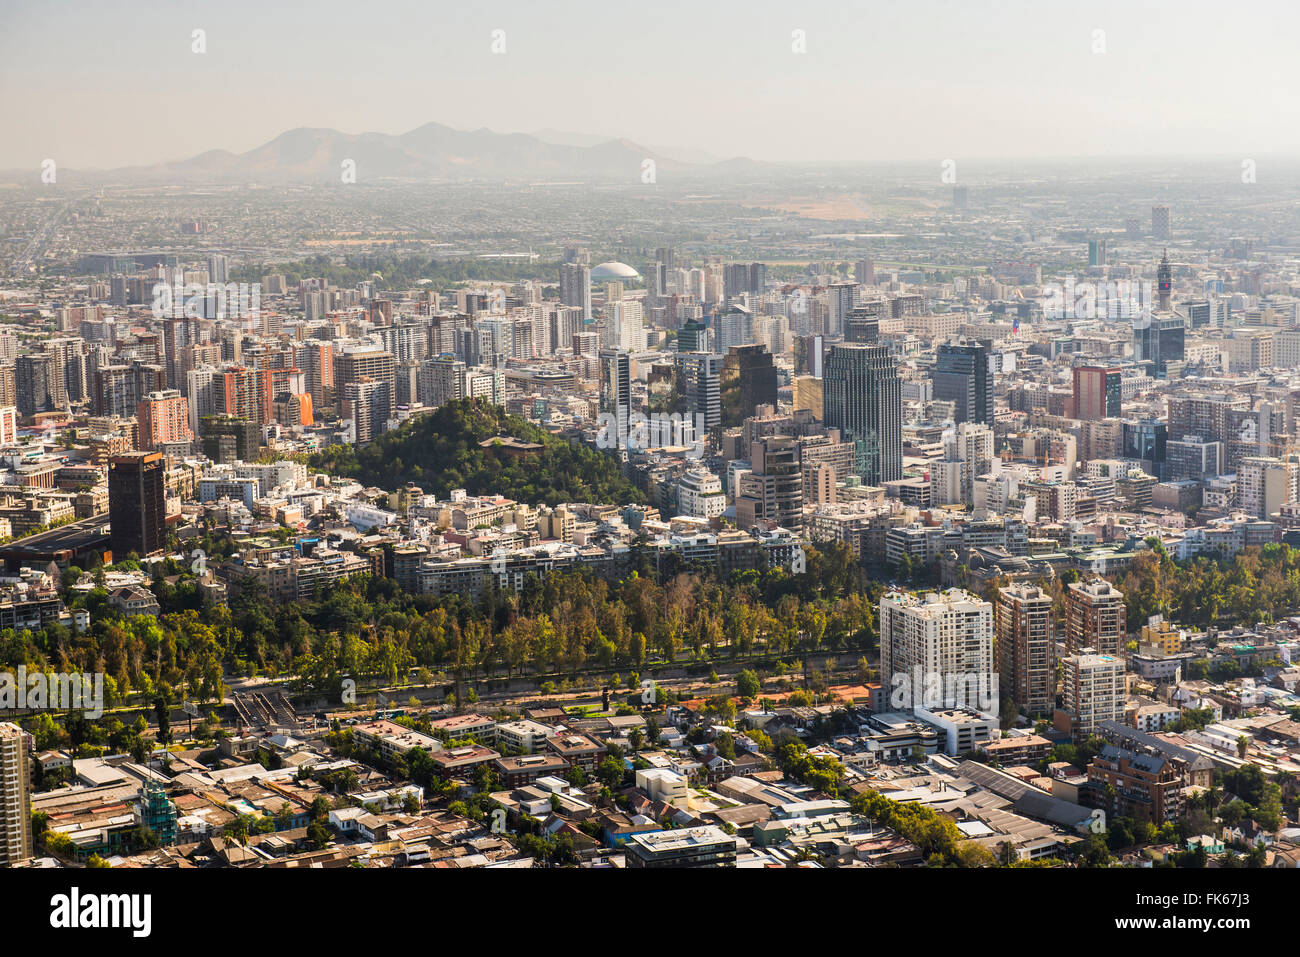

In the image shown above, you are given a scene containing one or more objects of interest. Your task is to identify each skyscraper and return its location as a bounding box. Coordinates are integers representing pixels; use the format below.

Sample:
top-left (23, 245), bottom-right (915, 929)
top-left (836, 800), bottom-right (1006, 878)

top-left (599, 350), bottom-right (631, 448)
top-left (1238, 456), bottom-right (1299, 519)
top-left (720, 344), bottom-right (777, 428)
top-left (335, 347), bottom-right (397, 417)
top-left (15, 353), bottom-right (56, 415)
top-left (717, 304), bottom-right (753, 351)
top-left (823, 344), bottom-right (903, 486)
top-left (844, 305), bottom-right (882, 344)
top-left (932, 340), bottom-right (993, 426)
top-left (794, 334), bottom-right (824, 377)
top-left (109, 451), bottom-right (167, 559)
top-left (1088, 238), bottom-right (1107, 267)
top-left (678, 320), bottom-right (712, 353)
top-left (675, 352), bottom-right (723, 432)
top-left (723, 263), bottom-right (765, 299)
top-left (996, 584), bottom-right (1055, 717)
top-left (201, 414), bottom-right (259, 464)
top-left (826, 282), bottom-right (856, 337)
top-left (559, 262), bottom-right (592, 321)
top-left (343, 377), bottom-right (391, 446)
top-left (1134, 312), bottom-right (1184, 377)
top-left (208, 253), bottom-right (229, 284)
top-left (0, 722), bottom-right (32, 868)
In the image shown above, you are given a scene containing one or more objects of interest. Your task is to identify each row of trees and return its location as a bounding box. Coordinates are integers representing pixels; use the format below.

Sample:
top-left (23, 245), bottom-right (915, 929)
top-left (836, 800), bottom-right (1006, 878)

top-left (1116, 542), bottom-right (1300, 631)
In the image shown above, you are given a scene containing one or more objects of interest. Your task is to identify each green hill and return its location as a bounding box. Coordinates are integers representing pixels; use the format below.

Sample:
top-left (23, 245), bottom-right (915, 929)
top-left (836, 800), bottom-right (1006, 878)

top-left (309, 398), bottom-right (645, 507)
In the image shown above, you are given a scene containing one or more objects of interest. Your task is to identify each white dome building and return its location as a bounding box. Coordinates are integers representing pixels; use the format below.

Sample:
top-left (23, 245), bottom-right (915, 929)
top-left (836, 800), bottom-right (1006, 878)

top-left (589, 261), bottom-right (640, 281)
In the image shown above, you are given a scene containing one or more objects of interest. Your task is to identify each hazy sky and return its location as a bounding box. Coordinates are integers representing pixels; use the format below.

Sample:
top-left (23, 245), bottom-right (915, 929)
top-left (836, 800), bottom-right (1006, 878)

top-left (1, 0), bottom-right (1296, 170)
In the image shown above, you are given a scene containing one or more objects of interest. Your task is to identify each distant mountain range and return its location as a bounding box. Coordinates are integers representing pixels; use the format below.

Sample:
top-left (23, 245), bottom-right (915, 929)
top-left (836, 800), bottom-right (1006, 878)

top-left (48, 122), bottom-right (755, 184)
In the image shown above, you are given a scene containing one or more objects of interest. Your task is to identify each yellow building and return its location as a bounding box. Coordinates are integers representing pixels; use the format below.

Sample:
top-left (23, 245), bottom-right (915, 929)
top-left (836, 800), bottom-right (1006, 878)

top-left (1140, 616), bottom-right (1182, 655)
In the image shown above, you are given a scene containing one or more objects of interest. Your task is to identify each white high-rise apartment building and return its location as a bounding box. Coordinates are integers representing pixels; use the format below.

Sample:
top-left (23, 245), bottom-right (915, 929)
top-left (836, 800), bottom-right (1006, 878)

top-left (879, 589), bottom-right (995, 713)
top-left (1060, 653), bottom-right (1125, 738)
top-left (677, 469), bottom-right (726, 519)
top-left (1238, 456), bottom-right (1298, 519)
top-left (0, 722), bottom-right (32, 867)
top-left (208, 253), bottom-right (230, 284)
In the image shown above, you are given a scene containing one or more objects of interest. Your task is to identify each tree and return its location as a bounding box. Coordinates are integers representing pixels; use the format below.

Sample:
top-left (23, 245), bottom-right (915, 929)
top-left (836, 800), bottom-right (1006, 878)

top-left (715, 732), bottom-right (736, 760)
top-left (596, 756), bottom-right (626, 790)
top-left (153, 696), bottom-right (171, 746)
top-left (1079, 832), bottom-right (1111, 867)
top-left (736, 669), bottom-right (761, 701)
top-left (307, 819), bottom-right (331, 850)
top-left (1107, 818), bottom-right (1134, 851)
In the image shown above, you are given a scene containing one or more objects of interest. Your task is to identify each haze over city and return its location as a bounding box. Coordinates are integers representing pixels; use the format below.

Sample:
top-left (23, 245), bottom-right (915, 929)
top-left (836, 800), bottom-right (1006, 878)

top-left (2, 0), bottom-right (1299, 171)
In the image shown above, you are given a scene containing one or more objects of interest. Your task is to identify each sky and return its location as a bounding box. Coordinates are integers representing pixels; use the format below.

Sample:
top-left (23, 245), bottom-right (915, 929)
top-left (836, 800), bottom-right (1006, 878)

top-left (0, 0), bottom-right (1296, 170)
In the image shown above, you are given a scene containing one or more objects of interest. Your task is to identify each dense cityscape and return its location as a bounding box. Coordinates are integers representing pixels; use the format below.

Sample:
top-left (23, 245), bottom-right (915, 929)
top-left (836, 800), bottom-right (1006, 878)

top-left (0, 3), bottom-right (1294, 938)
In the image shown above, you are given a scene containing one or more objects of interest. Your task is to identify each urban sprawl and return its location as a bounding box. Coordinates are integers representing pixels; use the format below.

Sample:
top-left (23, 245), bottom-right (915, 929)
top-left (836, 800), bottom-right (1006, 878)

top-left (1, 176), bottom-right (1300, 872)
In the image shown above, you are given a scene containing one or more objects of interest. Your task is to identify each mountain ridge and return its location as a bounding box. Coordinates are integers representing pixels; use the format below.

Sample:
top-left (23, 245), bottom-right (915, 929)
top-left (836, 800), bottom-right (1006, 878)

top-left (16, 121), bottom-right (754, 185)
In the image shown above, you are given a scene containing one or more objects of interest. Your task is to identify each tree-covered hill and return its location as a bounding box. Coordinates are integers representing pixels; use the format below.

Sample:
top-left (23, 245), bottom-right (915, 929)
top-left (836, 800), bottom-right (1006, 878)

top-left (309, 398), bottom-right (645, 507)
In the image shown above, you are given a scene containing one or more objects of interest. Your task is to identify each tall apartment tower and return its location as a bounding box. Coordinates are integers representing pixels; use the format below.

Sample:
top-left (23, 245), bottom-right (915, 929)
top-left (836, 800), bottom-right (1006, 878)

top-left (1070, 366), bottom-right (1122, 420)
top-left (995, 584), bottom-right (1055, 717)
top-left (15, 353), bottom-right (56, 415)
top-left (1064, 578), bottom-right (1127, 657)
top-left (201, 414), bottom-right (259, 464)
top-left (677, 320), bottom-right (712, 353)
top-left (137, 389), bottom-right (193, 451)
top-left (932, 339), bottom-right (993, 426)
top-left (342, 377), bottom-right (391, 446)
top-left (599, 350), bottom-right (631, 448)
top-left (675, 352), bottom-right (723, 432)
top-left (334, 347), bottom-right (397, 413)
top-left (735, 436), bottom-right (804, 532)
top-left (879, 589), bottom-right (995, 713)
top-left (1238, 456), bottom-right (1299, 519)
top-left (1058, 653), bottom-right (1125, 739)
top-left (1088, 238), bottom-right (1107, 267)
top-left (823, 343), bottom-right (903, 486)
top-left (560, 263), bottom-right (592, 321)
top-left (208, 253), bottom-right (229, 283)
top-left (0, 722), bottom-right (32, 867)
top-left (109, 451), bottom-right (167, 559)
